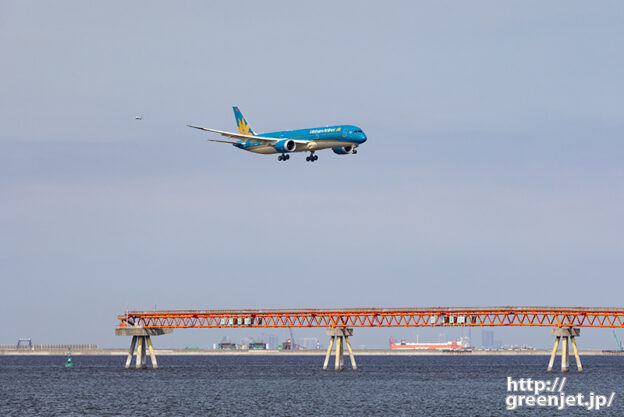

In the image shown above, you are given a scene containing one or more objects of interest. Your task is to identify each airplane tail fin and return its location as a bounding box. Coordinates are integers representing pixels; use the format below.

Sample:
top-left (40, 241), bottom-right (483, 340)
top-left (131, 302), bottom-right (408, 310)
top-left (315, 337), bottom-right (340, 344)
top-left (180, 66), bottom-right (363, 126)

top-left (233, 106), bottom-right (255, 136)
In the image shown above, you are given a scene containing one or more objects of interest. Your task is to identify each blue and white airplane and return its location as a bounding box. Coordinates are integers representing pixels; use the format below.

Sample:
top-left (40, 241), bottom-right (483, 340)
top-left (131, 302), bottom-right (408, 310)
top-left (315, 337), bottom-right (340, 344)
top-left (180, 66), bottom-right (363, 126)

top-left (187, 107), bottom-right (367, 162)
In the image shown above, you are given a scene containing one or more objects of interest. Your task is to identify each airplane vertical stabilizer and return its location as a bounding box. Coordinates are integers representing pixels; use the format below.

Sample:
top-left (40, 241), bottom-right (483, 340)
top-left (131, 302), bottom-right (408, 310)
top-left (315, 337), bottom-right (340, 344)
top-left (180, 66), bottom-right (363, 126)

top-left (233, 107), bottom-right (255, 136)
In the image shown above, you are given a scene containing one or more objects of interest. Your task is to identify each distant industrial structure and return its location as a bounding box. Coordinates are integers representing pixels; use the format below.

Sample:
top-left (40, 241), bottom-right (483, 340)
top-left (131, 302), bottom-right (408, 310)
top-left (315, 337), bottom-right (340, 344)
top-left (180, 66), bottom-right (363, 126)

top-left (389, 336), bottom-right (471, 351)
top-left (16, 338), bottom-right (32, 350)
top-left (214, 339), bottom-right (269, 350)
top-left (301, 337), bottom-right (321, 350)
top-left (602, 330), bottom-right (624, 353)
top-left (0, 339), bottom-right (97, 351)
top-left (281, 337), bottom-right (299, 350)
top-left (217, 341), bottom-right (236, 350)
top-left (211, 334), bottom-right (319, 351)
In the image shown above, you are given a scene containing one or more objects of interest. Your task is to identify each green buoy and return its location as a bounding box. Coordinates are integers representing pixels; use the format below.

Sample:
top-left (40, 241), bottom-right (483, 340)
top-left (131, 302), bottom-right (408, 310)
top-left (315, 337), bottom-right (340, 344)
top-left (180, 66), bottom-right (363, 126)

top-left (65, 347), bottom-right (73, 367)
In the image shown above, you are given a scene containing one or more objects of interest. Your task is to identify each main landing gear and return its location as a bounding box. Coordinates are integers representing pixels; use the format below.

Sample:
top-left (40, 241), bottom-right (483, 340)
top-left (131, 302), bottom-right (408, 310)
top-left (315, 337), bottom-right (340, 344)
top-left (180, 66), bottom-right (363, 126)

top-left (278, 153), bottom-right (290, 161)
top-left (306, 152), bottom-right (318, 162)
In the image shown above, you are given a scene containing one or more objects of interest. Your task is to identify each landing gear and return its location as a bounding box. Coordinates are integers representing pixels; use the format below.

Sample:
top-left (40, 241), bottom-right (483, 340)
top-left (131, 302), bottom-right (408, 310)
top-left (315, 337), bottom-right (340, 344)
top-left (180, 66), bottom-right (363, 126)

top-left (306, 152), bottom-right (318, 162)
top-left (278, 154), bottom-right (290, 161)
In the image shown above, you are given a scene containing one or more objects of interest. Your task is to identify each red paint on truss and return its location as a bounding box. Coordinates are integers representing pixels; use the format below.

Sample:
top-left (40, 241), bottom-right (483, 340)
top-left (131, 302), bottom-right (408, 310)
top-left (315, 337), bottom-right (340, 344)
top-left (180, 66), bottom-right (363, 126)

top-left (117, 307), bottom-right (624, 329)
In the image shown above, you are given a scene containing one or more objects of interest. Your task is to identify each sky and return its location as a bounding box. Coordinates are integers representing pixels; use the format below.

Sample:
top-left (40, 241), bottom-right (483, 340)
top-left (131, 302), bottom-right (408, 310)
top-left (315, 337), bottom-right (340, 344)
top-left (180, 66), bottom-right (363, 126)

top-left (1, 1), bottom-right (623, 349)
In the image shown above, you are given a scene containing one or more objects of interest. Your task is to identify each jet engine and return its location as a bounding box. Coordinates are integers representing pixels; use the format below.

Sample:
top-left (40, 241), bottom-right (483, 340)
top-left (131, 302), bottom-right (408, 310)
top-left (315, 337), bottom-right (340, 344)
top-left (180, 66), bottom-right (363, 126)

top-left (274, 139), bottom-right (296, 153)
top-left (332, 145), bottom-right (357, 155)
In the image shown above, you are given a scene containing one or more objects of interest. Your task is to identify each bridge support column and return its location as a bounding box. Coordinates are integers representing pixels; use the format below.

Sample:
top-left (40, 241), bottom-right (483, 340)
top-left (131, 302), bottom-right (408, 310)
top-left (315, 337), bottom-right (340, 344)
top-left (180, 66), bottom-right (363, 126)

top-left (136, 336), bottom-right (144, 369)
top-left (323, 336), bottom-right (335, 370)
top-left (125, 336), bottom-right (137, 369)
top-left (115, 327), bottom-right (173, 369)
top-left (323, 328), bottom-right (356, 371)
top-left (547, 328), bottom-right (581, 373)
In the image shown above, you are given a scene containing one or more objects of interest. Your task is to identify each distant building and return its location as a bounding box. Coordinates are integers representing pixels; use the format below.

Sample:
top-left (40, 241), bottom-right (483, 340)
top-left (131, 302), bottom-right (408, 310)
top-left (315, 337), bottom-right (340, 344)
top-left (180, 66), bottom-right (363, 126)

top-left (482, 330), bottom-right (494, 349)
top-left (282, 338), bottom-right (297, 350)
top-left (301, 337), bottom-right (320, 350)
top-left (268, 334), bottom-right (278, 349)
top-left (218, 341), bottom-right (237, 350)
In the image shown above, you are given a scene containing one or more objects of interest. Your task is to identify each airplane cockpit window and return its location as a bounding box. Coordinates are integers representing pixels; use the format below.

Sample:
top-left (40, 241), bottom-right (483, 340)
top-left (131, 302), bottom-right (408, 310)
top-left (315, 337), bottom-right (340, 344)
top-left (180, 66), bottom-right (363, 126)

top-left (353, 130), bottom-right (363, 133)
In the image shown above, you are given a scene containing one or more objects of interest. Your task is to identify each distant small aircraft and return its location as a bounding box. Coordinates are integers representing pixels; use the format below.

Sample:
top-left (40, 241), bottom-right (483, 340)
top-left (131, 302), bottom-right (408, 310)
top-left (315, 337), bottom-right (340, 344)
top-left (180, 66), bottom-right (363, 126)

top-left (187, 107), bottom-right (367, 162)
top-left (135, 115), bottom-right (143, 120)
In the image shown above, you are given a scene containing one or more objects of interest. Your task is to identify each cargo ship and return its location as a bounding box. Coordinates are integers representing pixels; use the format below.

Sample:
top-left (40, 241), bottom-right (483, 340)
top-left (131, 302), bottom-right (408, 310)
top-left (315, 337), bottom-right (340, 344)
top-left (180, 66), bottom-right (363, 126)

top-left (389, 336), bottom-right (472, 352)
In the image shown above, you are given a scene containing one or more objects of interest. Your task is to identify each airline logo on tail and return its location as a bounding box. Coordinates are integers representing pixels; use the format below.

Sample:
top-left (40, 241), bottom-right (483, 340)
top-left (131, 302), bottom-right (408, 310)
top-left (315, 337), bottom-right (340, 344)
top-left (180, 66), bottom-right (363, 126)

top-left (233, 107), bottom-right (254, 136)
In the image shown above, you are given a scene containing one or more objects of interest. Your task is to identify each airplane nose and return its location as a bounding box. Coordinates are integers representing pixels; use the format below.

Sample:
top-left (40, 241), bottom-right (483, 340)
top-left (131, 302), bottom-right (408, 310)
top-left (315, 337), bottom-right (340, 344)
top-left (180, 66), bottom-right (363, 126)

top-left (360, 134), bottom-right (367, 143)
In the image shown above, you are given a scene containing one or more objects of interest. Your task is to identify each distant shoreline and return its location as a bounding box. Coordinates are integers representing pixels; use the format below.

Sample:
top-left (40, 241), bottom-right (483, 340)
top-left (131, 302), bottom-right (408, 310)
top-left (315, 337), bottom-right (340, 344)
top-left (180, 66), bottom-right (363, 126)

top-left (1, 349), bottom-right (622, 356)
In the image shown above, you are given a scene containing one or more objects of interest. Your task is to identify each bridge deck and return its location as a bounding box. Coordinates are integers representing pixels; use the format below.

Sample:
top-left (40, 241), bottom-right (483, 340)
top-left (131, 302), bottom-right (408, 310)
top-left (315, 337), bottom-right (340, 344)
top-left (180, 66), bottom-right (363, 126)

top-left (117, 307), bottom-right (624, 329)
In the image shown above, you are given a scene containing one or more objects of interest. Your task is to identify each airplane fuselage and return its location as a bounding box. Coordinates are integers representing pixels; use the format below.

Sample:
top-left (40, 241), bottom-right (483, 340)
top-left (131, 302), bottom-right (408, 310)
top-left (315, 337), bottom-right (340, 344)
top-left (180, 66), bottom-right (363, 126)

top-left (235, 125), bottom-right (367, 154)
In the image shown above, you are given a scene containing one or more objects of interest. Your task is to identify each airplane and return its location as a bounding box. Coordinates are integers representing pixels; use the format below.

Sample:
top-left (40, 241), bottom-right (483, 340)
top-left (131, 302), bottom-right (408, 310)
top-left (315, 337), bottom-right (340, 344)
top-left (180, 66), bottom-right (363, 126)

top-left (187, 107), bottom-right (367, 162)
top-left (135, 115), bottom-right (143, 120)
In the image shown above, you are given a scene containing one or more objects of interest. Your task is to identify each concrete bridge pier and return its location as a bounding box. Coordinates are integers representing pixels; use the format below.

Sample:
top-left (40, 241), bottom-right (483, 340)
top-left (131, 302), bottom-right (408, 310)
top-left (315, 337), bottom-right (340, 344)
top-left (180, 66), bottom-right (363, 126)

top-left (547, 327), bottom-right (582, 373)
top-left (115, 327), bottom-right (173, 369)
top-left (323, 328), bottom-right (356, 371)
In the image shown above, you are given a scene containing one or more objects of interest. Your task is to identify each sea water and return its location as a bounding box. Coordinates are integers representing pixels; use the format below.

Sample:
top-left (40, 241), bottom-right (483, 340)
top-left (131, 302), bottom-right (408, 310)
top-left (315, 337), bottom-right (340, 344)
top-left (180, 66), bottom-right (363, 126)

top-left (1, 355), bottom-right (622, 416)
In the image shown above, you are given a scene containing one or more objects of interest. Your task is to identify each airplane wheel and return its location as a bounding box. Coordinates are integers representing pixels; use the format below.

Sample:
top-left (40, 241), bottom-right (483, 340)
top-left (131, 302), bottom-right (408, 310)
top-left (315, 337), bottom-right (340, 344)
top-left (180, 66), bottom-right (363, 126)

top-left (278, 155), bottom-right (283, 161)
top-left (306, 156), bottom-right (310, 162)
top-left (313, 155), bottom-right (318, 161)
top-left (285, 154), bottom-right (290, 160)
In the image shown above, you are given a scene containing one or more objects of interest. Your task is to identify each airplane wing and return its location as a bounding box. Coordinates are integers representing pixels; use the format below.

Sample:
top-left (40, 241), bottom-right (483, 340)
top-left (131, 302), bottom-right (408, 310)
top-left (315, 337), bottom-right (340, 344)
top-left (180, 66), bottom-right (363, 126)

top-left (187, 125), bottom-right (278, 144)
top-left (187, 125), bottom-right (308, 146)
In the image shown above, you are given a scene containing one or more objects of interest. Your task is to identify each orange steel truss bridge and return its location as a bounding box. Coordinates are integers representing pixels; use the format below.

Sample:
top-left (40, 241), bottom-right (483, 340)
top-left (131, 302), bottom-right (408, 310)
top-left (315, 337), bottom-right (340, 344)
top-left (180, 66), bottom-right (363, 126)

top-left (115, 307), bottom-right (624, 372)
top-left (117, 307), bottom-right (624, 329)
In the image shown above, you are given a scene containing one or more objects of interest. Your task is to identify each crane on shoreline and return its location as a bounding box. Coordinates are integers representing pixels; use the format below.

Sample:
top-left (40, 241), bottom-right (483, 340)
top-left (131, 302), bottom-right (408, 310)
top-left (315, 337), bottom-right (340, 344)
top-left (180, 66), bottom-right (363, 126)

top-left (612, 330), bottom-right (623, 351)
